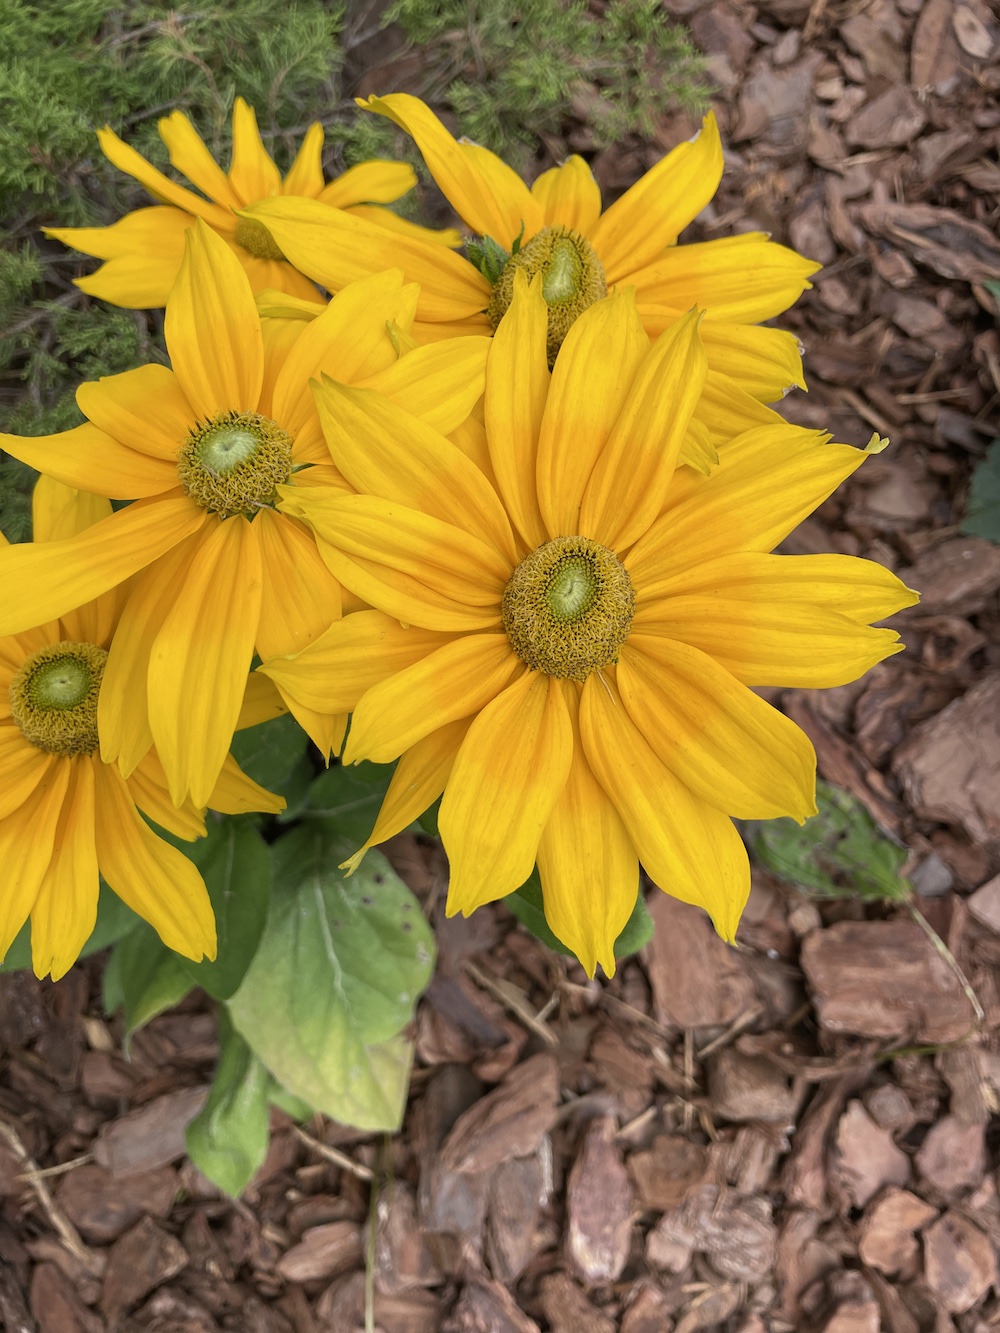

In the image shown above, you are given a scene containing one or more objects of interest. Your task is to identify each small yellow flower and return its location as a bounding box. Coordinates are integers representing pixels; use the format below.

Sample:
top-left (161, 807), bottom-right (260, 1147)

top-left (0, 478), bottom-right (284, 981)
top-left (244, 94), bottom-right (819, 400)
top-left (262, 278), bottom-right (917, 976)
top-left (46, 97), bottom-right (459, 308)
top-left (0, 222), bottom-right (489, 807)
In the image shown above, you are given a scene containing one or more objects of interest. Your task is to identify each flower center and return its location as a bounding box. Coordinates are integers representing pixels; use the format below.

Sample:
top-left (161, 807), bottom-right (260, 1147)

top-left (9, 641), bottom-right (108, 756)
top-left (488, 226), bottom-right (608, 365)
top-left (178, 410), bottom-right (293, 518)
top-left (234, 216), bottom-right (286, 263)
top-left (502, 536), bottom-right (634, 682)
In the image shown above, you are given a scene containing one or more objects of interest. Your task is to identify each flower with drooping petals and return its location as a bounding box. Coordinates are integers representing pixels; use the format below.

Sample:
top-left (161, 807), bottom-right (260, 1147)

top-left (46, 96), bottom-right (459, 308)
top-left (261, 277), bottom-right (917, 976)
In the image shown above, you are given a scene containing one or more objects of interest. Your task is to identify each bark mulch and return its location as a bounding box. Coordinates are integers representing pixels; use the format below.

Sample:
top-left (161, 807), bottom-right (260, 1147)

top-left (3, 0), bottom-right (1000, 1327)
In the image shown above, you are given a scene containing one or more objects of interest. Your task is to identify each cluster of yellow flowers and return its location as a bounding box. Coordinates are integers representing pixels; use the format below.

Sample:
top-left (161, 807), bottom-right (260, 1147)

top-left (1, 96), bottom-right (917, 982)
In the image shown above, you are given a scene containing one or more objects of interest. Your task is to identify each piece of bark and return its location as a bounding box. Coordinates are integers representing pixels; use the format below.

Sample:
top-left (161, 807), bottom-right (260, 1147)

top-left (537, 1273), bottom-right (615, 1333)
top-left (922, 1210), bottom-right (997, 1313)
top-left (566, 1117), bottom-right (634, 1284)
top-left (55, 1164), bottom-right (180, 1244)
top-left (318, 1271), bottom-right (442, 1333)
top-left (620, 1280), bottom-right (679, 1333)
top-left (900, 538), bottom-right (1000, 616)
top-left (857, 1187), bottom-right (938, 1274)
top-left (484, 1142), bottom-right (550, 1283)
top-left (375, 1182), bottom-right (442, 1296)
top-left (968, 873), bottom-right (1000, 934)
top-left (706, 1048), bottom-right (798, 1125)
top-left (914, 1115), bottom-right (986, 1193)
top-left (101, 1216), bottom-right (188, 1318)
top-left (442, 1274), bottom-right (542, 1333)
top-left (647, 1183), bottom-right (775, 1284)
top-left (439, 1054), bottom-right (559, 1176)
top-left (92, 1086), bottom-right (208, 1177)
top-left (846, 87), bottom-right (926, 148)
top-left (643, 895), bottom-right (756, 1029)
top-left (627, 1135), bottom-right (710, 1211)
top-left (832, 1100), bottom-right (909, 1209)
top-left (30, 1261), bottom-right (103, 1333)
top-left (275, 1220), bottom-right (363, 1283)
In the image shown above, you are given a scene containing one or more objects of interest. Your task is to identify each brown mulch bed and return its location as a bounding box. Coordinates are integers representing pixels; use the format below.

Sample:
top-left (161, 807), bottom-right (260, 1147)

top-left (3, 0), bottom-right (1000, 1329)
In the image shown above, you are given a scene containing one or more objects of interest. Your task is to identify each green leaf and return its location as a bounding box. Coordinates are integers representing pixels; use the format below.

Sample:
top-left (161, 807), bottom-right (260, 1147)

top-left (506, 867), bottom-right (652, 965)
top-left (0, 882), bottom-right (141, 975)
top-left (105, 924), bottom-right (194, 1036)
top-left (179, 817), bottom-right (272, 1000)
top-left (186, 1009), bottom-right (271, 1198)
top-left (749, 779), bottom-right (911, 904)
top-left (300, 760), bottom-right (396, 849)
top-left (962, 438), bottom-right (1000, 545)
top-left (229, 711), bottom-right (311, 792)
top-left (229, 824), bottom-right (434, 1131)
top-left (466, 233), bottom-right (510, 284)
top-left (268, 1082), bottom-right (315, 1122)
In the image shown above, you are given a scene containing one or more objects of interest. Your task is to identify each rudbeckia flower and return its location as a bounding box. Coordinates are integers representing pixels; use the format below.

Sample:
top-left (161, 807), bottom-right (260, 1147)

top-left (45, 97), bottom-right (459, 308)
top-left (261, 278), bottom-right (917, 976)
top-left (243, 94), bottom-right (819, 400)
top-left (0, 477), bottom-right (284, 981)
top-left (0, 222), bottom-right (489, 807)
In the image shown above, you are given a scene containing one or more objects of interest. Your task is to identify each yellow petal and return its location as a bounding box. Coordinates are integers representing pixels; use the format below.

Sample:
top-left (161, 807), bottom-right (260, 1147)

top-left (359, 336), bottom-right (491, 437)
top-left (283, 121), bottom-right (325, 196)
top-left (92, 760), bottom-right (216, 961)
top-left (32, 476), bottom-right (112, 543)
top-left (694, 369), bottom-right (784, 446)
top-left (158, 109), bottom-right (242, 209)
top-left (261, 610), bottom-right (453, 716)
top-left (580, 308), bottom-right (706, 551)
top-left (536, 687), bottom-right (638, 978)
top-left (0, 495), bottom-right (206, 637)
top-left (629, 233), bottom-right (820, 324)
top-left (0, 421), bottom-right (176, 499)
top-left (0, 725), bottom-right (55, 820)
top-left (484, 271), bottom-right (550, 551)
top-left (46, 206), bottom-right (193, 308)
top-left (98, 529), bottom-right (205, 776)
top-left (531, 156), bottom-right (602, 234)
top-left (311, 381), bottom-right (516, 564)
top-left (165, 220), bottom-right (264, 417)
top-left (28, 755), bottom-right (101, 980)
top-left (341, 204), bottom-right (463, 248)
top-left (243, 197), bottom-right (491, 322)
top-left (78, 363), bottom-right (197, 461)
top-left (254, 509), bottom-right (342, 658)
top-left (536, 290), bottom-right (648, 538)
top-left (95, 126), bottom-right (232, 227)
top-left (228, 97), bottom-right (282, 204)
top-left (440, 671), bottom-right (574, 914)
top-left (341, 718), bottom-right (473, 874)
top-left (345, 634), bottom-right (522, 765)
top-left (233, 250), bottom-right (322, 300)
top-left (237, 671), bottom-right (289, 730)
top-left (634, 595), bottom-right (905, 687)
top-left (207, 753), bottom-right (286, 816)
top-left (0, 758), bottom-right (70, 965)
top-left (618, 636), bottom-right (817, 820)
top-left (147, 517), bottom-right (262, 807)
top-left (579, 671), bottom-right (749, 942)
top-left (359, 93), bottom-right (543, 242)
top-left (591, 111), bottom-right (724, 283)
top-left (696, 322), bottom-right (805, 400)
top-left (320, 160), bottom-right (417, 206)
top-left (127, 749), bottom-right (207, 840)
top-left (627, 426), bottom-right (882, 583)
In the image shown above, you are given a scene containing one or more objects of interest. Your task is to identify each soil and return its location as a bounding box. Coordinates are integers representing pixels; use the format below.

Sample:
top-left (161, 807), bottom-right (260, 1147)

top-left (3, 0), bottom-right (1000, 1329)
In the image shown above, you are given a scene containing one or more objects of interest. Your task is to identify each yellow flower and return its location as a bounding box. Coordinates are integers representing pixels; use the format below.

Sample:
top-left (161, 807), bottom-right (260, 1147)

top-left (0, 222), bottom-right (489, 807)
top-left (0, 477), bottom-right (284, 981)
top-left (263, 279), bottom-right (917, 976)
top-left (45, 97), bottom-right (460, 308)
top-left (244, 94), bottom-right (819, 400)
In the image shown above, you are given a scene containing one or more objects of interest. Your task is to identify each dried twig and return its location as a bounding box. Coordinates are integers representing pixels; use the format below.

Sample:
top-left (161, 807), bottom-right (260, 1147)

top-left (0, 1120), bottom-right (101, 1275)
top-left (291, 1125), bottom-right (374, 1182)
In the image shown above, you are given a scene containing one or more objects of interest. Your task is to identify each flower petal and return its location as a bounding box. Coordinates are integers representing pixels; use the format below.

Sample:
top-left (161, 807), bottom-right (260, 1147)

top-left (693, 369), bottom-right (784, 446)
top-left (536, 291), bottom-right (648, 538)
top-left (237, 672), bottom-right (289, 729)
top-left (580, 307), bottom-right (706, 550)
top-left (254, 509), bottom-right (342, 658)
top-left (618, 636), bottom-right (817, 820)
top-left (32, 476), bottom-right (112, 544)
top-left (591, 111), bottom-right (724, 282)
top-left (92, 759), bottom-right (216, 961)
top-left (359, 336), bottom-right (491, 437)
top-left (531, 156), bottom-right (603, 234)
top-left (261, 609), bottom-right (453, 716)
top-left (634, 596), bottom-right (905, 687)
top-left (0, 421), bottom-right (176, 499)
top-left (147, 516), bottom-right (263, 807)
top-left (536, 686), bottom-right (638, 978)
top-left (283, 121), bottom-right (325, 196)
top-left (127, 749), bottom-right (207, 841)
top-left (338, 204), bottom-right (463, 248)
top-left (243, 197), bottom-right (491, 322)
top-left (441, 671), bottom-right (574, 913)
top-left (342, 718), bottom-right (473, 874)
top-left (207, 753), bottom-right (286, 816)
top-left (697, 322), bottom-right (805, 400)
top-left (345, 634), bottom-right (522, 764)
top-left (580, 671), bottom-right (749, 941)
top-left (311, 381), bottom-right (516, 564)
top-left (485, 271), bottom-right (550, 551)
top-left (359, 94), bottom-right (543, 243)
top-left (629, 233), bottom-right (820, 324)
top-left (320, 160), bottom-right (417, 206)
top-left (0, 757), bottom-right (70, 965)
top-left (78, 364), bottom-right (198, 461)
top-left (0, 495), bottom-right (206, 637)
top-left (0, 725), bottom-right (55, 820)
top-left (158, 109), bottom-right (242, 209)
top-left (228, 97), bottom-right (282, 204)
top-left (28, 756), bottom-right (101, 980)
top-left (165, 220), bottom-right (264, 417)
top-left (46, 206), bottom-right (193, 308)
top-left (95, 126), bottom-right (232, 226)
top-left (627, 427), bottom-right (885, 583)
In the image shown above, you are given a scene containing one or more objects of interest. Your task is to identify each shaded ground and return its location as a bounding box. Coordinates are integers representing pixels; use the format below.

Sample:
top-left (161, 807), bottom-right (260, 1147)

top-left (3, 0), bottom-right (1000, 1328)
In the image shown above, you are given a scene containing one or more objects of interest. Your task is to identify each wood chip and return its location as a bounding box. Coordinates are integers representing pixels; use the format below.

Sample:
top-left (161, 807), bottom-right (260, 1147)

top-left (566, 1117), bottom-right (634, 1284)
top-left (922, 1210), bottom-right (997, 1313)
top-left (92, 1086), bottom-right (208, 1177)
top-left (646, 1183), bottom-right (776, 1284)
top-left (100, 1215), bottom-right (188, 1318)
top-left (914, 1114), bottom-right (986, 1193)
top-left (275, 1220), bottom-right (363, 1283)
top-left (626, 1135), bottom-right (710, 1211)
top-left (832, 1101), bottom-right (909, 1209)
top-left (643, 895), bottom-right (756, 1029)
top-left (857, 1187), bottom-right (938, 1274)
top-left (706, 1048), bottom-right (799, 1125)
top-left (484, 1143), bottom-right (550, 1283)
top-left (55, 1164), bottom-right (181, 1244)
top-left (439, 1054), bottom-right (559, 1176)
top-left (538, 1273), bottom-right (615, 1333)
